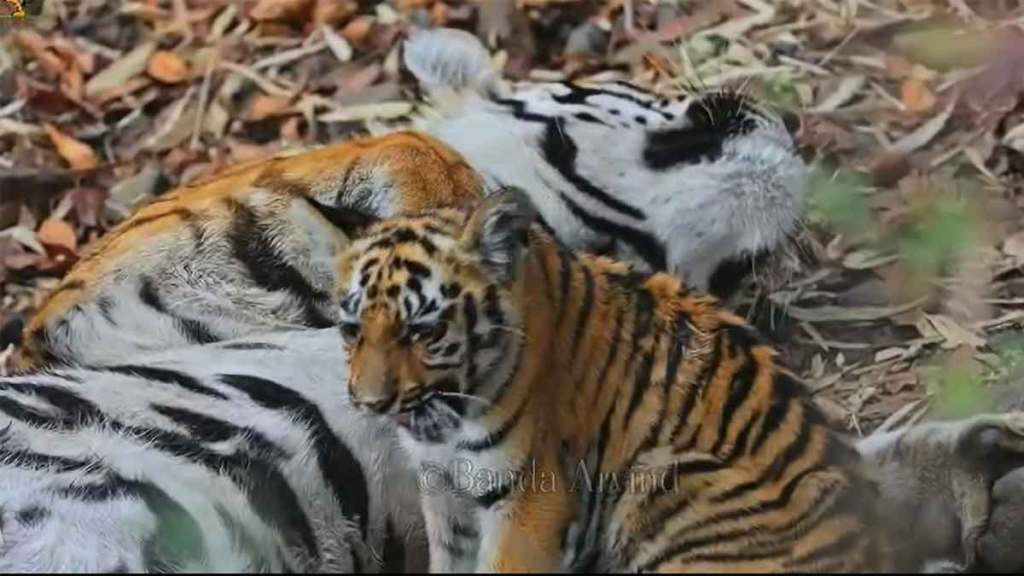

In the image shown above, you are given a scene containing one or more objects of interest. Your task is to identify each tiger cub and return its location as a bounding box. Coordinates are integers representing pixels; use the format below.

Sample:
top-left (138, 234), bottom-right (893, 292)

top-left (15, 131), bottom-right (483, 369)
top-left (335, 187), bottom-right (893, 572)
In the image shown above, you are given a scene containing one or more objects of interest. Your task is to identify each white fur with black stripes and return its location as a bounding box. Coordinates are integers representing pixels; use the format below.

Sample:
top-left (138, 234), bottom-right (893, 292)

top-left (0, 329), bottom-right (425, 573)
top-left (400, 27), bottom-right (805, 292)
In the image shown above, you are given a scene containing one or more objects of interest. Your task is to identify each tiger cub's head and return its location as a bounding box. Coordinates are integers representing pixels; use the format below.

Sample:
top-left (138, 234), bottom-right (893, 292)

top-left (335, 189), bottom-right (535, 434)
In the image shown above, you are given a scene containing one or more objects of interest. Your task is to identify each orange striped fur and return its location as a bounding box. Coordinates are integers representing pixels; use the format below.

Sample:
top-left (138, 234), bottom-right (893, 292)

top-left (336, 188), bottom-right (894, 572)
top-left (16, 131), bottom-right (482, 370)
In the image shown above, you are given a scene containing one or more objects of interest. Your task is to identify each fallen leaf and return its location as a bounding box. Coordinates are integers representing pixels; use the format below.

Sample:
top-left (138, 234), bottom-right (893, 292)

top-left (85, 41), bottom-right (157, 99)
top-left (245, 94), bottom-right (293, 121)
top-left (925, 313), bottom-right (986, 349)
top-left (342, 15), bottom-right (375, 45)
top-left (313, 0), bottom-right (357, 28)
top-left (44, 124), bottom-right (98, 171)
top-left (890, 97), bottom-right (957, 155)
top-left (148, 51), bottom-right (190, 84)
top-left (11, 30), bottom-right (65, 76)
top-left (37, 218), bottom-right (77, 254)
top-left (250, 0), bottom-right (313, 23)
top-left (810, 75), bottom-right (866, 113)
top-left (900, 77), bottom-right (936, 113)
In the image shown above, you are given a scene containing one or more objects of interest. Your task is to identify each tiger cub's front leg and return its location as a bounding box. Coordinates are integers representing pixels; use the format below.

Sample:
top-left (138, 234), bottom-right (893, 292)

top-left (473, 459), bottom-right (575, 573)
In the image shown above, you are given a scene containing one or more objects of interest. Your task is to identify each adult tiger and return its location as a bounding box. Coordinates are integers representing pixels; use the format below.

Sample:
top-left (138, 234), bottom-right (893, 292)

top-left (334, 187), bottom-right (1023, 573)
top-left (13, 30), bottom-right (802, 371)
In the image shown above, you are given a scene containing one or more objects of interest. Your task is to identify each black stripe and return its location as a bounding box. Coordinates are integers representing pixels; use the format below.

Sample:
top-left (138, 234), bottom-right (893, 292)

top-left (621, 289), bottom-right (656, 423)
top-left (749, 385), bottom-right (793, 455)
top-left (560, 193), bottom-right (666, 271)
top-left (556, 244), bottom-right (573, 325)
top-left (474, 465), bottom-right (517, 508)
top-left (0, 381), bottom-right (103, 428)
top-left (710, 413), bottom-right (813, 504)
top-left (153, 404), bottom-right (289, 461)
top-left (216, 373), bottom-right (370, 537)
top-left (711, 355), bottom-right (758, 456)
top-left (218, 342), bottom-right (284, 351)
top-left (175, 317), bottom-right (221, 344)
top-left (462, 293), bottom-right (480, 388)
top-left (227, 201), bottom-right (334, 328)
top-left (138, 277), bottom-right (222, 344)
top-left (137, 480), bottom-right (209, 573)
top-left (622, 334), bottom-right (658, 432)
top-left (300, 196), bottom-right (379, 238)
top-left (671, 340), bottom-right (721, 445)
top-left (482, 284), bottom-right (504, 327)
top-left (570, 264), bottom-right (595, 360)
top-left (492, 97), bottom-right (666, 271)
top-left (643, 91), bottom-right (759, 170)
top-left (552, 82), bottom-right (673, 121)
top-left (97, 296), bottom-right (116, 324)
top-left (138, 276), bottom-right (166, 312)
top-left (456, 398), bottom-right (526, 452)
top-left (105, 365), bottom-right (228, 400)
top-left (0, 447), bottom-right (89, 472)
top-left (538, 118), bottom-right (645, 219)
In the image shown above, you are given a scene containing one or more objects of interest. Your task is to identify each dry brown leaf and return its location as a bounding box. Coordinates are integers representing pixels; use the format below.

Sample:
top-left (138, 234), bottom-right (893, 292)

top-left (37, 218), bottom-right (77, 254)
top-left (245, 95), bottom-right (294, 121)
top-left (148, 51), bottom-right (191, 84)
top-left (250, 0), bottom-right (313, 23)
top-left (44, 124), bottom-right (98, 171)
top-left (12, 30), bottom-right (65, 76)
top-left (900, 77), bottom-right (936, 113)
top-left (342, 15), bottom-right (375, 45)
top-left (313, 0), bottom-right (356, 28)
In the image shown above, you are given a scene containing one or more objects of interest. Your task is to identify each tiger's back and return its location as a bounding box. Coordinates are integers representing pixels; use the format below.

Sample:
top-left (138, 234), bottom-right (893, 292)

top-left (16, 131), bottom-right (482, 369)
top-left (335, 189), bottom-right (894, 572)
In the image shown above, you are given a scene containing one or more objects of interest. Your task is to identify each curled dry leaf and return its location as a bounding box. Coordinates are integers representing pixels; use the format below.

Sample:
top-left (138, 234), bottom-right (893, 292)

top-left (249, 0), bottom-right (313, 23)
top-left (148, 51), bottom-right (191, 84)
top-left (43, 124), bottom-right (98, 171)
top-left (244, 94), bottom-right (294, 121)
top-left (36, 218), bottom-right (77, 255)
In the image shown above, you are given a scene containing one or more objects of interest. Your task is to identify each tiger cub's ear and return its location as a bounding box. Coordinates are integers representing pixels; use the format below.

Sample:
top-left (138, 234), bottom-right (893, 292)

top-left (302, 197), bottom-right (381, 239)
top-left (460, 187), bottom-right (536, 283)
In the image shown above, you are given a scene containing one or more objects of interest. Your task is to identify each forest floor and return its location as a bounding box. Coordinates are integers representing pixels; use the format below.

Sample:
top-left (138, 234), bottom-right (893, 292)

top-left (2, 0), bottom-right (1024, 435)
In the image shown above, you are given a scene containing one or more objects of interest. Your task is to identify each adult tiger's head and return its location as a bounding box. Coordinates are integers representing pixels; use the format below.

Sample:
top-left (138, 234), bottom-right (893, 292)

top-left (335, 189), bottom-right (535, 436)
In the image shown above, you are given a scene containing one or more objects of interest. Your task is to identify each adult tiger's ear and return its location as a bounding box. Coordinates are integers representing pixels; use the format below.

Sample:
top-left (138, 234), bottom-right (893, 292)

top-left (303, 197), bottom-right (381, 239)
top-left (460, 187), bottom-right (536, 283)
